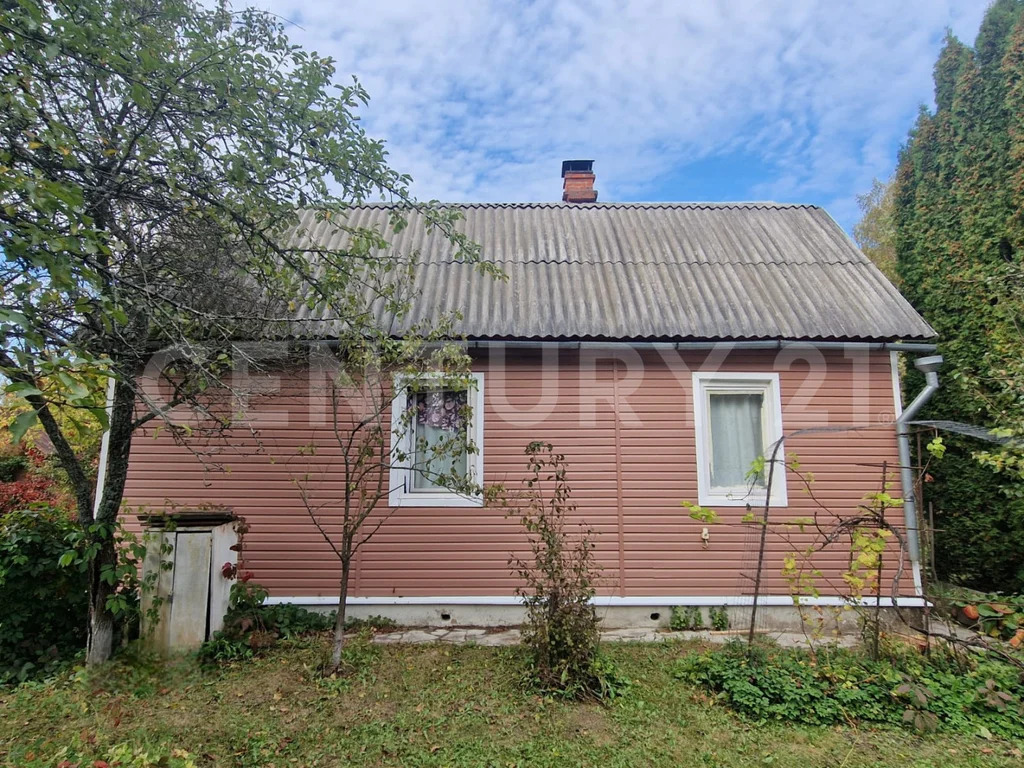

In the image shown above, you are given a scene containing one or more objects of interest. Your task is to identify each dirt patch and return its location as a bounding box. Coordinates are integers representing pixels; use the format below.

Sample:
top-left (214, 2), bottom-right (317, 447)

top-left (568, 703), bottom-right (615, 747)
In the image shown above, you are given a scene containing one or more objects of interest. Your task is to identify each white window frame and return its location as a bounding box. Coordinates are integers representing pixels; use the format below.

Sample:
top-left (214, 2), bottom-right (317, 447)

top-left (388, 372), bottom-right (484, 508)
top-left (692, 372), bottom-right (787, 507)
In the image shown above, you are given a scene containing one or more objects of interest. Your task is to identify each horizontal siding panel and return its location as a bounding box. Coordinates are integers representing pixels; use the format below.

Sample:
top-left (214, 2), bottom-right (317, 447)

top-left (124, 349), bottom-right (913, 598)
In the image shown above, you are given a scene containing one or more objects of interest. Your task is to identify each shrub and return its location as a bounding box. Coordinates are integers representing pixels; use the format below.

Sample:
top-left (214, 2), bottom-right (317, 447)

top-left (506, 442), bottom-right (626, 699)
top-left (670, 606), bottom-right (704, 631)
top-left (709, 606), bottom-right (730, 631)
top-left (198, 582), bottom-right (392, 666)
top-left (676, 639), bottom-right (1024, 738)
top-left (0, 448), bottom-right (64, 515)
top-left (0, 455), bottom-right (27, 483)
top-left (344, 614), bottom-right (398, 633)
top-left (946, 590), bottom-right (1024, 643)
top-left (0, 508), bottom-right (88, 682)
top-left (261, 602), bottom-right (335, 638)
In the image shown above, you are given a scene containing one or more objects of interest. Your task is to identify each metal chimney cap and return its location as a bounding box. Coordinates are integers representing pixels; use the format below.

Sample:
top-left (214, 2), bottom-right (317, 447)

top-left (561, 159), bottom-right (594, 177)
top-left (914, 355), bottom-right (944, 374)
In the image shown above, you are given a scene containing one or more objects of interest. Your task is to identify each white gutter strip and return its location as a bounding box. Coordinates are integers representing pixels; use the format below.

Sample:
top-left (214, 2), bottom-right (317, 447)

top-left (263, 594), bottom-right (929, 608)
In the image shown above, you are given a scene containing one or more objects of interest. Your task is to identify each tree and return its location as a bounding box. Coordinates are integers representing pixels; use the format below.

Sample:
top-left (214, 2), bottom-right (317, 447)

top-left (891, 0), bottom-right (1024, 590)
top-left (851, 178), bottom-right (901, 286)
top-left (853, 177), bottom-right (899, 284)
top-left (291, 327), bottom-right (481, 671)
top-left (0, 0), bottom-right (480, 663)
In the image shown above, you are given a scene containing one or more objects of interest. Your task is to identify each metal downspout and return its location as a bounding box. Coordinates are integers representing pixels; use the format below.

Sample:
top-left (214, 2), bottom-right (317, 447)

top-left (896, 355), bottom-right (943, 596)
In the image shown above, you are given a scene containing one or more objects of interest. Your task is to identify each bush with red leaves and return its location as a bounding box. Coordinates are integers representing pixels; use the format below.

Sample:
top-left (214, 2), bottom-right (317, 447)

top-left (0, 447), bottom-right (63, 516)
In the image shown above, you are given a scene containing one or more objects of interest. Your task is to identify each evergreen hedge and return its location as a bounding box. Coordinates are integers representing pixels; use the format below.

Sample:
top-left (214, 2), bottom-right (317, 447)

top-left (893, 0), bottom-right (1024, 590)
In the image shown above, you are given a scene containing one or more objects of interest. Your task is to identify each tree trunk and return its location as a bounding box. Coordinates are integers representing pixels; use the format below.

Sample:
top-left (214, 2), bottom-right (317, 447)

top-left (85, 533), bottom-right (118, 665)
top-left (83, 375), bottom-right (137, 665)
top-left (329, 557), bottom-right (352, 671)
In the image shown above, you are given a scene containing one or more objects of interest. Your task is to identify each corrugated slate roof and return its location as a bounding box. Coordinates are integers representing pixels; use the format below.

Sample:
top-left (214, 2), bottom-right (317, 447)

top-left (290, 202), bottom-right (935, 342)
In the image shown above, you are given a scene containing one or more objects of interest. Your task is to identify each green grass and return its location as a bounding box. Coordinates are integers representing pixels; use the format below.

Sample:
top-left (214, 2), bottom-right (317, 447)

top-left (0, 637), bottom-right (1020, 767)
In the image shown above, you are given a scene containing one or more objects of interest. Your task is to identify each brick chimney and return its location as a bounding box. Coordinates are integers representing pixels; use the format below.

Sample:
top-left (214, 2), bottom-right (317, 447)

top-left (561, 159), bottom-right (598, 203)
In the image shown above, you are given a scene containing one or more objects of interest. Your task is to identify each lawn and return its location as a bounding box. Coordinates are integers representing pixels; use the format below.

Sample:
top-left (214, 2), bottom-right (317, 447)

top-left (0, 637), bottom-right (1019, 768)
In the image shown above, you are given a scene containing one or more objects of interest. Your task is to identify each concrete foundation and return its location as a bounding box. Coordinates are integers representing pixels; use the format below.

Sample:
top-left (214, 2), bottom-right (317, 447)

top-left (278, 598), bottom-right (916, 634)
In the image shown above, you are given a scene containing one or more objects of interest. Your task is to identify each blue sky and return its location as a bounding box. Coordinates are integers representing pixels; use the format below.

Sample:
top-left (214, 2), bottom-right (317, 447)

top-left (257, 0), bottom-right (989, 231)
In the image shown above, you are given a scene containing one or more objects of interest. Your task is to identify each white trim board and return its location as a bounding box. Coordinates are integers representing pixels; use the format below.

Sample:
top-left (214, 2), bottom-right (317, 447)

top-left (263, 594), bottom-right (928, 608)
top-left (92, 375), bottom-right (117, 519)
top-left (890, 350), bottom-right (904, 418)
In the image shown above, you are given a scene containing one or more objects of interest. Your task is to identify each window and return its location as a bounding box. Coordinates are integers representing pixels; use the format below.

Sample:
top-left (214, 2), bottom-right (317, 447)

top-left (411, 389), bottom-right (468, 491)
top-left (388, 372), bottom-right (484, 507)
top-left (692, 372), bottom-right (787, 507)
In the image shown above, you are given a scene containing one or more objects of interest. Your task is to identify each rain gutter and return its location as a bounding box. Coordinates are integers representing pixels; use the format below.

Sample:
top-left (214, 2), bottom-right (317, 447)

top-left (464, 340), bottom-right (938, 353)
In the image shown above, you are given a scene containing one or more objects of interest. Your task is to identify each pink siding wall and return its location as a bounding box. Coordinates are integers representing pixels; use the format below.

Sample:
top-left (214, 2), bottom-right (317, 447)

top-left (123, 347), bottom-right (911, 599)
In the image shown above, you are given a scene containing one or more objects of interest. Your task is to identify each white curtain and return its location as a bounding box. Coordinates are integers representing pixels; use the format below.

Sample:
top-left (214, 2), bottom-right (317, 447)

top-left (709, 393), bottom-right (765, 489)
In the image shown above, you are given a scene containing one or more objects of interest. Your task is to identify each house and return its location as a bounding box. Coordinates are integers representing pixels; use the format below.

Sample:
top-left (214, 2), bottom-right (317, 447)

top-left (123, 162), bottom-right (937, 631)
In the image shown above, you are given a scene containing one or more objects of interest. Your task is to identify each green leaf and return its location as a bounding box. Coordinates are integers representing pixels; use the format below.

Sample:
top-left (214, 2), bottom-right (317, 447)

top-left (56, 372), bottom-right (89, 401)
top-left (925, 437), bottom-right (946, 460)
top-left (5, 382), bottom-right (42, 398)
top-left (130, 82), bottom-right (153, 110)
top-left (9, 411), bottom-right (38, 443)
top-left (87, 406), bottom-right (110, 431)
top-left (682, 500), bottom-right (719, 524)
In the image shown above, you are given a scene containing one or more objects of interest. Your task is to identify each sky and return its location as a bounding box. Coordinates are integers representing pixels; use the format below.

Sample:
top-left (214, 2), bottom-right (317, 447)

top-left (255, 0), bottom-right (990, 232)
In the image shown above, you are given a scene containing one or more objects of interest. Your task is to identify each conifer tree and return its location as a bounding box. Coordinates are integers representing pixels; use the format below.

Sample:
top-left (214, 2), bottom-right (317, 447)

top-left (892, 0), bottom-right (1024, 589)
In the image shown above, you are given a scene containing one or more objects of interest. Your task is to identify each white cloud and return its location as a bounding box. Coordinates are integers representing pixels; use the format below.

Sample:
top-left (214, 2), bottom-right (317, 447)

top-left (254, 0), bottom-right (988, 227)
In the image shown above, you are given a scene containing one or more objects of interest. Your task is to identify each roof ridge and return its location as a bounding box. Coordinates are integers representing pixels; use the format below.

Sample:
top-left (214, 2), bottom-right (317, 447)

top-left (420, 257), bottom-right (870, 267)
top-left (344, 201), bottom-right (820, 211)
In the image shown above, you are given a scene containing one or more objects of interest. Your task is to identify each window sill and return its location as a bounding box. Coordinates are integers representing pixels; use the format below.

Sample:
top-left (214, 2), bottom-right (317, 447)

top-left (698, 490), bottom-right (787, 508)
top-left (389, 492), bottom-right (484, 508)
